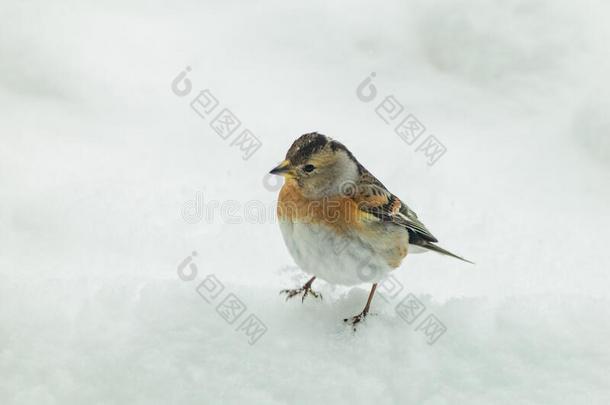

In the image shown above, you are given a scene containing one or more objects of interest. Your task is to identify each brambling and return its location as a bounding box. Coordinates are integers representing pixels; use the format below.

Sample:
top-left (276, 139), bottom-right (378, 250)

top-left (270, 132), bottom-right (472, 327)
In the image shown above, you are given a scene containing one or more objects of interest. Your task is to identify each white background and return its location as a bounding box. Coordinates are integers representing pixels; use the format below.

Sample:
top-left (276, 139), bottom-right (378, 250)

top-left (2, 0), bottom-right (610, 403)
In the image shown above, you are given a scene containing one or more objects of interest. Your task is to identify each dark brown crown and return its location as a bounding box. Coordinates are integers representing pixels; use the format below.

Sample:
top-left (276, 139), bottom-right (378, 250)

top-left (285, 132), bottom-right (330, 165)
top-left (286, 132), bottom-right (356, 165)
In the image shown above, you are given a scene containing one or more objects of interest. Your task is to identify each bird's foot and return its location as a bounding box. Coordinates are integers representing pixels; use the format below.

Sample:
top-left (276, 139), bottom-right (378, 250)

top-left (280, 279), bottom-right (322, 303)
top-left (344, 283), bottom-right (378, 331)
top-left (343, 310), bottom-right (371, 331)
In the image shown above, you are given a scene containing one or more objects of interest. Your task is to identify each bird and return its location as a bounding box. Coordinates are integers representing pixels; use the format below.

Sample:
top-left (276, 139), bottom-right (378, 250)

top-left (270, 132), bottom-right (472, 328)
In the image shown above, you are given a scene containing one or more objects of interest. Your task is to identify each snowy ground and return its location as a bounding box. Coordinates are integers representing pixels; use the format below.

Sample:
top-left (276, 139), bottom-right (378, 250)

top-left (2, 0), bottom-right (610, 403)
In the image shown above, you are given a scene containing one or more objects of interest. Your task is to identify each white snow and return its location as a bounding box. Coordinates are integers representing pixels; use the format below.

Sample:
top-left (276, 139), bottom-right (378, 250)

top-left (1, 0), bottom-right (610, 403)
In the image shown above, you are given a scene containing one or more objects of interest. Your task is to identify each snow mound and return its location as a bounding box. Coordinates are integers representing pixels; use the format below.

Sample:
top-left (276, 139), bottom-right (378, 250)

top-left (2, 279), bottom-right (609, 404)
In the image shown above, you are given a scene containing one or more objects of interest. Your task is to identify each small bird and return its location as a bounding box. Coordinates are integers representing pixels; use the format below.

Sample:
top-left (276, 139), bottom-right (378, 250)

top-left (270, 132), bottom-right (471, 328)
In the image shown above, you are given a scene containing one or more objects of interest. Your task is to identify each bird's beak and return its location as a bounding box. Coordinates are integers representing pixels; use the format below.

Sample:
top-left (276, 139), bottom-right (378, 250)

top-left (269, 160), bottom-right (292, 176)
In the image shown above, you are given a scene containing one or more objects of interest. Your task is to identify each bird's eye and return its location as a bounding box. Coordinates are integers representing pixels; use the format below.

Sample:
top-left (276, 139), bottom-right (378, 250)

top-left (303, 164), bottom-right (315, 173)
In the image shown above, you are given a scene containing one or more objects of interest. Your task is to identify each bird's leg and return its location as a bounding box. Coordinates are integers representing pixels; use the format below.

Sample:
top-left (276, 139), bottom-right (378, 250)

top-left (280, 276), bottom-right (322, 302)
top-left (344, 283), bottom-right (377, 329)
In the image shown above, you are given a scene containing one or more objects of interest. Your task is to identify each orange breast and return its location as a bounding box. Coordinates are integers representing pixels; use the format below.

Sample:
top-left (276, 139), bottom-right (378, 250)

top-left (277, 180), bottom-right (409, 269)
top-left (277, 180), bottom-right (366, 234)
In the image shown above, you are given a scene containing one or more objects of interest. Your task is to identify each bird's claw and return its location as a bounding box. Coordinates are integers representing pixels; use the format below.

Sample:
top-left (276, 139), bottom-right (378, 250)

top-left (343, 311), bottom-right (370, 331)
top-left (280, 286), bottom-right (322, 302)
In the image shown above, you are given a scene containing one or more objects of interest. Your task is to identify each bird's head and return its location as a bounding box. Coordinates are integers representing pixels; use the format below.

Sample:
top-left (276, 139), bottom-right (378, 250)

top-left (269, 132), bottom-right (360, 199)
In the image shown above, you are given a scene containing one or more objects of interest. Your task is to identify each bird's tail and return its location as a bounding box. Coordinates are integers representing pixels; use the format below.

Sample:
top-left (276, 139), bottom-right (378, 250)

top-left (416, 241), bottom-right (474, 264)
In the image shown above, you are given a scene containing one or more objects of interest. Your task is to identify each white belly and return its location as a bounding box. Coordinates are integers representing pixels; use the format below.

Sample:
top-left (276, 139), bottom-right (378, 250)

top-left (279, 219), bottom-right (397, 286)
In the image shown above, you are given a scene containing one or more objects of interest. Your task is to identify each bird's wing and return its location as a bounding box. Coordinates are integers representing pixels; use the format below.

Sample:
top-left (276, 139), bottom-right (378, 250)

top-left (354, 167), bottom-right (438, 243)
